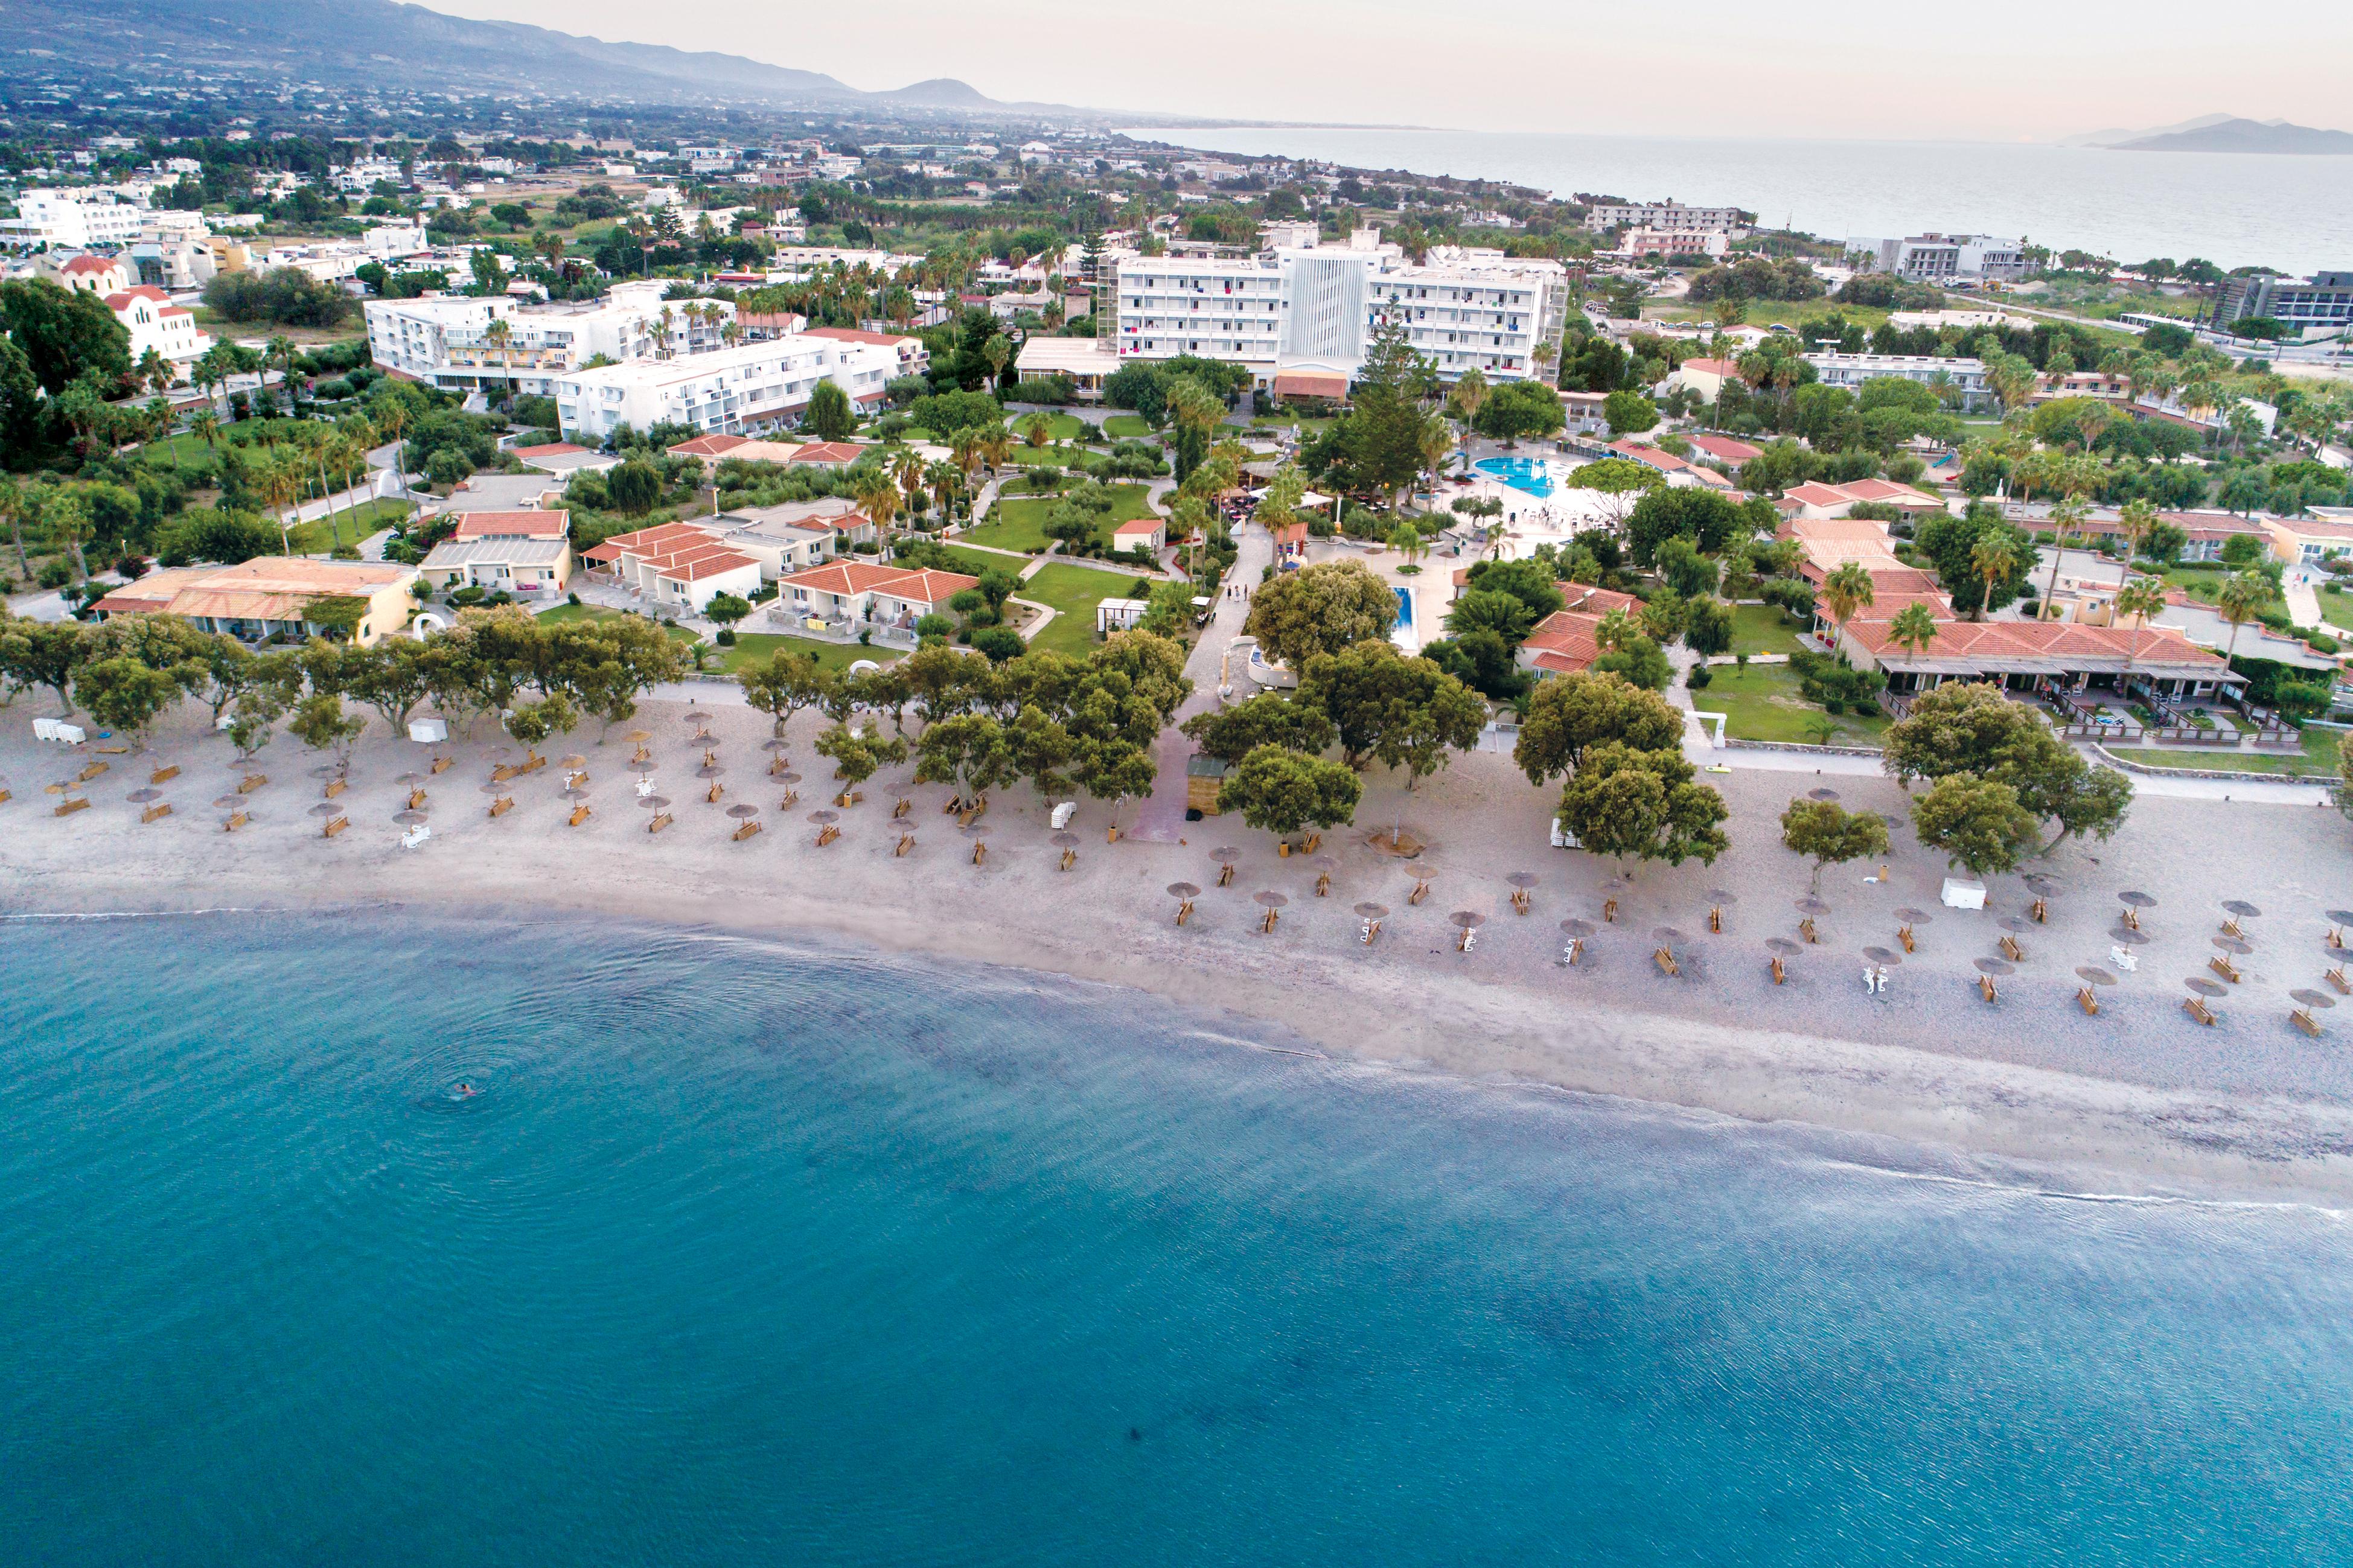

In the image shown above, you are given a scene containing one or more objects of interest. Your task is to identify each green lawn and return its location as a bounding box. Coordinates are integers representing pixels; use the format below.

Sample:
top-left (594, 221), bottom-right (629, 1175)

top-left (2316, 581), bottom-right (2353, 636)
top-left (1017, 563), bottom-right (1155, 658)
top-left (1699, 662), bottom-right (1891, 747)
top-left (1729, 601), bottom-right (1810, 656)
top-left (289, 497), bottom-right (414, 553)
top-left (927, 543), bottom-right (1022, 576)
top-left (2160, 566), bottom-right (2284, 615)
top-left (1009, 412), bottom-right (1086, 441)
top-left (965, 483), bottom-right (1158, 554)
top-left (711, 632), bottom-right (902, 677)
top-left (999, 443), bottom-right (1091, 468)
top-left (536, 602), bottom-right (700, 648)
top-left (2121, 728), bottom-right (2342, 777)
top-left (1102, 415), bottom-right (1155, 439)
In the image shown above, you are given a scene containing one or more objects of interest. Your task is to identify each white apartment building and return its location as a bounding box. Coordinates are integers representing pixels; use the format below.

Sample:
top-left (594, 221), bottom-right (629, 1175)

top-left (1582, 202), bottom-right (1745, 235)
top-left (1109, 232), bottom-right (1561, 384)
top-left (0, 189), bottom-right (151, 249)
top-left (1845, 234), bottom-right (2036, 283)
top-left (365, 280), bottom-right (736, 397)
top-left (365, 222), bottom-right (429, 257)
top-left (1804, 352), bottom-right (1991, 411)
top-left (552, 335), bottom-right (899, 442)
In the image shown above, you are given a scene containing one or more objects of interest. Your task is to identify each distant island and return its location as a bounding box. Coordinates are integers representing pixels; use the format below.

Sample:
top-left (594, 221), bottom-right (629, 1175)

top-left (2112, 117), bottom-right (2353, 154)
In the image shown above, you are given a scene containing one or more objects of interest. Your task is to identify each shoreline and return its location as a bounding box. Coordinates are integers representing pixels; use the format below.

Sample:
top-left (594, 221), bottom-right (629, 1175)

top-left (7, 696), bottom-right (2353, 1206)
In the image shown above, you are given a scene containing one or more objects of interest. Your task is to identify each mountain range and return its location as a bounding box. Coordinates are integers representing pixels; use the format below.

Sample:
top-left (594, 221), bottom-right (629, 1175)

top-left (13, 0), bottom-right (1051, 115)
top-left (2063, 114), bottom-right (2353, 154)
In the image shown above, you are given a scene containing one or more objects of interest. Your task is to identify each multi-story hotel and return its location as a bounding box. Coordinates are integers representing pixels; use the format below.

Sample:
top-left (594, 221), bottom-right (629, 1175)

top-left (551, 336), bottom-right (899, 442)
top-left (364, 279), bottom-right (737, 398)
top-left (1106, 229), bottom-right (1563, 386)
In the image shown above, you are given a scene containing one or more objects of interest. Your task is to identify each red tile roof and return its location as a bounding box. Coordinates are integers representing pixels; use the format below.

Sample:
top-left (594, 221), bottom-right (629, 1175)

top-left (1271, 371), bottom-right (1350, 400)
top-left (1847, 617), bottom-right (2228, 671)
top-left (800, 326), bottom-right (919, 348)
top-left (660, 550), bottom-right (759, 582)
top-left (787, 442), bottom-right (865, 465)
top-left (668, 433), bottom-right (750, 459)
top-left (779, 561), bottom-right (978, 604)
top-left (1606, 441), bottom-right (1690, 472)
top-left (1519, 610), bottom-right (1608, 674)
top-left (62, 255), bottom-right (118, 275)
top-left (1686, 434), bottom-right (1761, 464)
top-left (451, 509), bottom-right (568, 540)
top-left (509, 441), bottom-right (590, 458)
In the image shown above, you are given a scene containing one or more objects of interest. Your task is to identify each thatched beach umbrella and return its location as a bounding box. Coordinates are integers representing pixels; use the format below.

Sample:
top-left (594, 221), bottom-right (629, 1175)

top-left (1168, 882), bottom-right (1201, 925)
top-left (2212, 934), bottom-right (2252, 955)
top-left (309, 763), bottom-right (346, 780)
top-left (1863, 945), bottom-right (1903, 966)
top-left (561, 786), bottom-right (590, 802)
top-left (212, 795), bottom-right (244, 809)
top-left (637, 794), bottom-right (671, 811)
top-left (2077, 966), bottom-right (2119, 987)
top-left (394, 809), bottom-right (429, 826)
top-left (2223, 900), bottom-right (2262, 919)
top-left (1764, 934), bottom-right (1802, 984)
top-left (1505, 870), bottom-right (1539, 914)
top-left (307, 802), bottom-right (342, 817)
top-left (128, 788), bottom-right (164, 804)
top-left (1254, 890), bottom-right (1289, 933)
top-left (1311, 854), bottom-right (1339, 897)
top-left (1209, 846), bottom-right (1241, 886)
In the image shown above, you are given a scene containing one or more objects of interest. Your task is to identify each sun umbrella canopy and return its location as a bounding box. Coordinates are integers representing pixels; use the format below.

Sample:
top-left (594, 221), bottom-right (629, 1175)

top-left (127, 788), bottom-right (164, 803)
top-left (2185, 977), bottom-right (2227, 998)
top-left (727, 803), bottom-right (760, 820)
top-left (2292, 989), bottom-right (2337, 1009)
top-left (1451, 910), bottom-right (1485, 928)
top-left (2223, 900), bottom-right (2262, 919)
top-left (1506, 872), bottom-right (1539, 890)
top-left (637, 795), bottom-right (671, 809)
top-left (394, 809), bottom-right (429, 825)
top-left (1862, 946), bottom-right (1903, 966)
top-left (1355, 902), bottom-right (1390, 920)
top-left (1974, 957), bottom-right (2014, 975)
top-left (1560, 919), bottom-right (1597, 938)
top-left (1766, 937), bottom-right (1802, 956)
top-left (1168, 883), bottom-right (1202, 900)
top-left (2212, 935), bottom-right (2252, 955)
top-left (2075, 967), bottom-right (2118, 986)
top-left (809, 810), bottom-right (840, 825)
top-left (307, 802), bottom-right (342, 817)
top-left (2118, 891), bottom-right (2157, 909)
top-left (1256, 891), bottom-right (1290, 910)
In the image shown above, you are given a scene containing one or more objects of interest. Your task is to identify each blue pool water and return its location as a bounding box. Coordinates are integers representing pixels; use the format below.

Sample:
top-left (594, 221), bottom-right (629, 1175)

top-left (5, 911), bottom-right (2353, 1565)
top-left (1475, 454), bottom-right (1557, 497)
top-left (1393, 584), bottom-right (1414, 631)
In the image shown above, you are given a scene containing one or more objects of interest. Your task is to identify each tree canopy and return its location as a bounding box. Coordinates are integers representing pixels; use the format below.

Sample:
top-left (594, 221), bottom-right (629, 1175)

top-left (1243, 559), bottom-right (1398, 669)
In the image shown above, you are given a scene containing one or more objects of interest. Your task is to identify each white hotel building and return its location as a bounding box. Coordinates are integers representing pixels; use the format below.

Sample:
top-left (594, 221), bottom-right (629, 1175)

top-left (552, 336), bottom-right (899, 442)
top-left (1109, 231), bottom-right (1563, 385)
top-left (365, 280), bottom-right (736, 398)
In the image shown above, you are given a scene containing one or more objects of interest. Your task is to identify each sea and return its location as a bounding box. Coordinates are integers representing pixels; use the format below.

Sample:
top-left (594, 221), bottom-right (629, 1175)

top-left (1131, 126), bottom-right (2353, 277)
top-left (5, 910), bottom-right (2352, 1565)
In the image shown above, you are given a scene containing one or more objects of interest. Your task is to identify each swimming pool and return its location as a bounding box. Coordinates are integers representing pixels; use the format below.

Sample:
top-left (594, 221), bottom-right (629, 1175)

top-left (1392, 585), bottom-right (1418, 650)
top-left (1475, 455), bottom-right (1557, 498)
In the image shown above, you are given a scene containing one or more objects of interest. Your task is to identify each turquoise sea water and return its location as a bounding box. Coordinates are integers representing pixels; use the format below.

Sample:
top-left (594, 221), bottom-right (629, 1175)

top-left (5, 912), bottom-right (2353, 1565)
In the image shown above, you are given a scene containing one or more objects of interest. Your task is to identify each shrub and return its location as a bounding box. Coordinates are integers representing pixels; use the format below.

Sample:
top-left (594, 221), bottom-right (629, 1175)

top-left (1685, 661), bottom-right (1713, 690)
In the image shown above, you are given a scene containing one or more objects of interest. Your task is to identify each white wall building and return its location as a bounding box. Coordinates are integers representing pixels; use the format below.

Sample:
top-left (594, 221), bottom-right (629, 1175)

top-left (1109, 231), bottom-right (1561, 384)
top-left (0, 189), bottom-right (150, 250)
top-left (552, 335), bottom-right (898, 442)
top-left (105, 285), bottom-right (212, 369)
top-left (1804, 352), bottom-right (1991, 410)
top-left (1845, 234), bottom-right (2036, 283)
top-left (365, 279), bottom-right (736, 397)
top-left (1582, 202), bottom-right (1745, 235)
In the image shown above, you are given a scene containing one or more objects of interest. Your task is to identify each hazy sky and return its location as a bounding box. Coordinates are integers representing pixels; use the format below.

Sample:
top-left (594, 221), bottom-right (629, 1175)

top-left (423, 0), bottom-right (2353, 143)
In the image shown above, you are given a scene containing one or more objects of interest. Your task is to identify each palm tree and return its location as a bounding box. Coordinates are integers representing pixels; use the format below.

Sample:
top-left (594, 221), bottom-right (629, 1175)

top-left (950, 429), bottom-right (983, 485)
top-left (2115, 497), bottom-right (2156, 566)
top-left (1822, 561), bottom-right (1875, 648)
top-left (924, 459), bottom-right (962, 523)
top-left (2040, 496), bottom-right (2089, 619)
top-left (2114, 575), bottom-right (2169, 692)
top-left (1970, 531), bottom-right (2021, 622)
top-left (852, 470), bottom-right (904, 535)
top-left (259, 454), bottom-right (303, 555)
top-left (373, 397), bottom-right (415, 494)
top-left (982, 335), bottom-right (1012, 392)
top-left (1020, 411), bottom-right (1053, 450)
top-left (890, 445), bottom-right (925, 511)
top-left (1450, 368), bottom-right (1488, 454)
top-left (2215, 568), bottom-right (2271, 666)
top-left (190, 409), bottom-right (221, 451)
top-left (1888, 601), bottom-right (1940, 662)
top-left (266, 336), bottom-right (299, 405)
top-left (977, 427), bottom-right (1012, 476)
top-left (43, 489), bottom-right (92, 582)
top-left (1417, 414), bottom-right (1454, 505)
top-left (136, 347), bottom-right (173, 396)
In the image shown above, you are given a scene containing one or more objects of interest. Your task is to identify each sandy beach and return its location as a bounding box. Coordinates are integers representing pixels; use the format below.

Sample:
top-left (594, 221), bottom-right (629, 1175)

top-left (7, 692), bottom-right (2353, 1204)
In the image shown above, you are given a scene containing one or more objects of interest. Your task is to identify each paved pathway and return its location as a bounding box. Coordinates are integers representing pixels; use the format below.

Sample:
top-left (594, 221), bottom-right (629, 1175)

top-left (1126, 526), bottom-right (1273, 843)
top-left (2284, 568), bottom-right (2325, 629)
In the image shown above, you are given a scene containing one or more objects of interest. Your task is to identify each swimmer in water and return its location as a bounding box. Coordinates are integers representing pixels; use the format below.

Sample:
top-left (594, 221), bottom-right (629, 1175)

top-left (455, 1082), bottom-right (476, 1098)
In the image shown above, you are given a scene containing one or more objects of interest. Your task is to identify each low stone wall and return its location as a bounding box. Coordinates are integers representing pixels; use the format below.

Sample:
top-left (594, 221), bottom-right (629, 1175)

top-left (1720, 738), bottom-right (1884, 759)
top-left (2090, 742), bottom-right (2331, 786)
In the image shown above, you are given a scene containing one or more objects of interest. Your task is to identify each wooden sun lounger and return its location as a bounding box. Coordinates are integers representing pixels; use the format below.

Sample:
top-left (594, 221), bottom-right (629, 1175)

top-left (1261, 910), bottom-right (1280, 934)
top-left (2326, 966), bottom-right (2351, 995)
top-left (1315, 873), bottom-right (1332, 897)
top-left (1705, 905), bottom-right (1720, 931)
top-left (491, 763), bottom-right (519, 783)
top-left (430, 756), bottom-right (452, 775)
top-left (1769, 957), bottom-right (1786, 985)
top-left (1409, 881), bottom-right (1430, 906)
top-left (75, 760), bottom-right (109, 782)
top-left (568, 805), bottom-right (592, 827)
top-left (2209, 955), bottom-right (2241, 984)
top-left (966, 838), bottom-right (983, 863)
top-left (519, 754), bottom-right (548, 776)
top-left (94, 744), bottom-right (129, 756)
top-left (1175, 900), bottom-right (1195, 926)
top-left (1653, 947), bottom-right (1678, 977)
top-left (706, 783), bottom-right (724, 804)
top-left (148, 764), bottom-right (179, 785)
top-left (406, 788), bottom-right (427, 811)
top-left (324, 778), bottom-right (346, 800)
top-left (819, 825), bottom-right (841, 847)
top-left (2030, 897), bottom-right (2048, 923)
top-left (1999, 935), bottom-right (2025, 963)
top-left (2183, 996), bottom-right (2216, 1025)
top-left (223, 811), bottom-right (249, 832)
top-left (633, 746), bottom-right (652, 765)
top-left (488, 796), bottom-right (514, 818)
top-left (2292, 1008), bottom-right (2322, 1037)
top-left (322, 815), bottom-right (347, 838)
top-left (238, 774), bottom-right (266, 794)
top-left (732, 821), bottom-right (761, 841)
top-left (890, 796), bottom-right (910, 817)
top-left (0, 787), bottom-right (13, 805)
top-left (895, 833), bottom-right (915, 857)
top-left (2077, 986), bottom-right (2099, 1016)
top-left (778, 789), bottom-right (799, 808)
top-left (141, 803), bottom-right (172, 824)
top-left (1601, 898), bottom-right (1618, 923)
top-left (647, 812), bottom-right (673, 834)
top-left (1978, 974), bottom-right (1999, 1004)
top-left (1058, 849), bottom-right (1076, 871)
top-left (54, 797), bottom-right (91, 817)
top-left (1216, 864), bottom-right (1236, 887)
top-left (1798, 917), bottom-right (1818, 945)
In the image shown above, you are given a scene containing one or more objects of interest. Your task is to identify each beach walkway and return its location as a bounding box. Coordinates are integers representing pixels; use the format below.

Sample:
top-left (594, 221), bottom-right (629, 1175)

top-left (1127, 524), bottom-right (1273, 843)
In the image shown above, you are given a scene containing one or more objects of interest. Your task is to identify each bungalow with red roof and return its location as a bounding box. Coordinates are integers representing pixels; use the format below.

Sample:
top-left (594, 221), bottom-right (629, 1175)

top-left (420, 509), bottom-right (575, 596)
top-left (509, 441), bottom-right (619, 478)
top-left (1114, 515), bottom-right (1167, 553)
top-left (1605, 440), bottom-right (1691, 476)
top-left (1777, 479), bottom-right (1941, 521)
top-left (1516, 610), bottom-right (1608, 679)
top-left (579, 520), bottom-right (762, 611)
top-left (773, 560), bottom-right (980, 638)
top-left (1666, 357), bottom-right (1742, 403)
top-left (1840, 615), bottom-right (2241, 705)
top-left (786, 442), bottom-right (867, 468)
top-left (668, 433), bottom-right (808, 469)
top-left (1685, 433), bottom-right (1762, 466)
